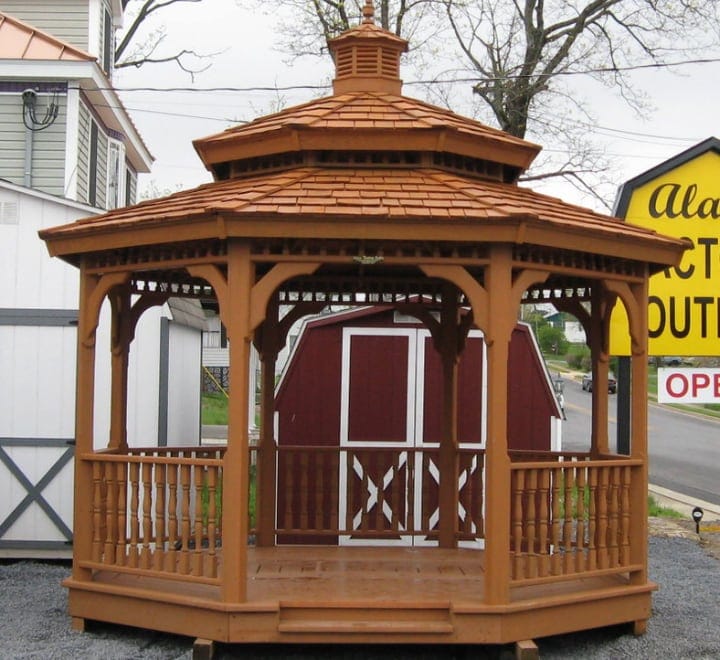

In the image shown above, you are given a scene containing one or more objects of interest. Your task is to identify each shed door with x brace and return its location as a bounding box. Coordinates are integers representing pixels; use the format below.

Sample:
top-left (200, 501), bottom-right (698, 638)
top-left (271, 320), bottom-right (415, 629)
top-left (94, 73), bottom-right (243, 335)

top-left (338, 326), bottom-right (485, 546)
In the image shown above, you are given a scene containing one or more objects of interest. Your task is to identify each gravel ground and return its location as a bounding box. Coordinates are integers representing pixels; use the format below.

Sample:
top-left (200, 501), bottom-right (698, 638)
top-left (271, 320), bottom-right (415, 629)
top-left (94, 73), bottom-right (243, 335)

top-left (1, 534), bottom-right (718, 659)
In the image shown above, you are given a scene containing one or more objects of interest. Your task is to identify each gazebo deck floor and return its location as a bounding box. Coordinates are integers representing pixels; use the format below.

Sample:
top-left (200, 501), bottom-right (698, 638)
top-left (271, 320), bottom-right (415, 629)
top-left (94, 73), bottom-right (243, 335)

top-left (67, 545), bottom-right (653, 645)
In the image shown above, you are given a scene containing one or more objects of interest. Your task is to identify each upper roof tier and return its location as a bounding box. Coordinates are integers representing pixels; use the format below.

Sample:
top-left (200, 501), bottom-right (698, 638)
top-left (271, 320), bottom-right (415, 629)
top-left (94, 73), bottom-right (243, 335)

top-left (193, 2), bottom-right (541, 184)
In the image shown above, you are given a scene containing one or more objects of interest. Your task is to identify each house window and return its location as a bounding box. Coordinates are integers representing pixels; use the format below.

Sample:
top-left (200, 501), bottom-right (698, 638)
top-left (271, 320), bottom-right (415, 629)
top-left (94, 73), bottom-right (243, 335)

top-left (107, 140), bottom-right (125, 210)
top-left (88, 121), bottom-right (99, 206)
top-left (125, 168), bottom-right (133, 206)
top-left (102, 8), bottom-right (113, 75)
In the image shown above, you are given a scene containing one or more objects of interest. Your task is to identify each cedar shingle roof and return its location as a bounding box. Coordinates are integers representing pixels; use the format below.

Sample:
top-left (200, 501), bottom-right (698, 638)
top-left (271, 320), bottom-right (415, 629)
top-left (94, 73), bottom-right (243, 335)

top-left (0, 11), bottom-right (95, 61)
top-left (40, 166), bottom-right (683, 253)
top-left (194, 92), bottom-right (536, 166)
top-left (39, 5), bottom-right (688, 269)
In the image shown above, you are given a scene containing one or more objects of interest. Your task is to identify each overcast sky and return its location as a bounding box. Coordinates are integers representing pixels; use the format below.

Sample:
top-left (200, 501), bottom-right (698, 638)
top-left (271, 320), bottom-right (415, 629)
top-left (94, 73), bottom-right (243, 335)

top-left (115, 0), bottom-right (720, 211)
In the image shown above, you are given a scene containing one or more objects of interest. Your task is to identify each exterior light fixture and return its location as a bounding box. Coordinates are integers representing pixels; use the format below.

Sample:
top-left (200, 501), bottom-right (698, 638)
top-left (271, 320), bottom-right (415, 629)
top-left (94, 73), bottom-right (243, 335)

top-left (353, 256), bottom-right (384, 265)
top-left (691, 506), bottom-right (704, 534)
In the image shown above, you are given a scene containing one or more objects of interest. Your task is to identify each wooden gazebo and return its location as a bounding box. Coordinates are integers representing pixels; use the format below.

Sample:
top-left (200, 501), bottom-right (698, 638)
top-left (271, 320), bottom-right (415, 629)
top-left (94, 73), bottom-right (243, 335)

top-left (40, 3), bottom-right (687, 654)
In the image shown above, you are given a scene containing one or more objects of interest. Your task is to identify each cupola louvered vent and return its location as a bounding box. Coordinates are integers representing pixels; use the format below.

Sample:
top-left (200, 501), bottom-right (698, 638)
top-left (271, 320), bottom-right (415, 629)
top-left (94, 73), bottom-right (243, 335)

top-left (328, 0), bottom-right (408, 94)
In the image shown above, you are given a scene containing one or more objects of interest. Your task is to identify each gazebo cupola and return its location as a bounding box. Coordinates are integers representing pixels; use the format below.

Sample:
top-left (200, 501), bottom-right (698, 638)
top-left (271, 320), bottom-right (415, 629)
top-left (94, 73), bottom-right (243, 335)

top-left (328, 0), bottom-right (408, 94)
top-left (192, 1), bottom-right (540, 186)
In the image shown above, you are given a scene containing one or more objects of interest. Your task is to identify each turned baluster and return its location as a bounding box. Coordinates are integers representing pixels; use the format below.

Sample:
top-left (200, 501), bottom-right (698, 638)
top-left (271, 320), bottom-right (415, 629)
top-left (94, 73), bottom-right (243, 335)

top-left (115, 462), bottom-right (127, 566)
top-left (563, 466), bottom-right (575, 574)
top-left (154, 463), bottom-right (166, 571)
top-left (512, 470), bottom-right (525, 579)
top-left (284, 452), bottom-right (294, 532)
top-left (207, 466), bottom-right (217, 578)
top-left (575, 467), bottom-right (586, 573)
top-left (140, 462), bottom-right (153, 569)
top-left (597, 467), bottom-right (609, 569)
top-left (329, 451), bottom-right (339, 534)
top-left (299, 451), bottom-right (309, 532)
top-left (476, 453), bottom-right (484, 538)
top-left (525, 469), bottom-right (537, 578)
top-left (375, 452), bottom-right (386, 532)
top-left (620, 466), bottom-right (631, 566)
top-left (608, 466), bottom-right (620, 567)
top-left (315, 453), bottom-right (324, 533)
top-left (537, 468), bottom-right (550, 577)
top-left (361, 453), bottom-right (370, 534)
top-left (166, 463), bottom-right (178, 572)
top-left (193, 466), bottom-right (204, 577)
top-left (91, 461), bottom-right (104, 563)
top-left (179, 463), bottom-right (191, 574)
top-left (587, 468), bottom-right (598, 571)
top-left (550, 467), bottom-right (561, 575)
top-left (103, 464), bottom-right (117, 565)
top-left (128, 462), bottom-right (140, 568)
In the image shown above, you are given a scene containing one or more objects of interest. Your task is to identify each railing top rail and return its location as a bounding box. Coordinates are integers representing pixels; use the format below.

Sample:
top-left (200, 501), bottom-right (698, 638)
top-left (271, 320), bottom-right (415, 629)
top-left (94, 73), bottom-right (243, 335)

top-left (510, 457), bottom-right (642, 470)
top-left (79, 452), bottom-right (223, 467)
top-left (127, 446), bottom-right (226, 454)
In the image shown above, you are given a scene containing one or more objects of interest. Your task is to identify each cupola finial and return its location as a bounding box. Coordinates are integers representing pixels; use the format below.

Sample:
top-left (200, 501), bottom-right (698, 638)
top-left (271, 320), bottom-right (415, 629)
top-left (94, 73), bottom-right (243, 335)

top-left (362, 0), bottom-right (375, 24)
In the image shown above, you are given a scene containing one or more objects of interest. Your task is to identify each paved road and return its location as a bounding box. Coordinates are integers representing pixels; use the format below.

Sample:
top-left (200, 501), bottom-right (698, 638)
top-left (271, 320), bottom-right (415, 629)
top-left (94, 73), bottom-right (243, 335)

top-left (560, 376), bottom-right (720, 506)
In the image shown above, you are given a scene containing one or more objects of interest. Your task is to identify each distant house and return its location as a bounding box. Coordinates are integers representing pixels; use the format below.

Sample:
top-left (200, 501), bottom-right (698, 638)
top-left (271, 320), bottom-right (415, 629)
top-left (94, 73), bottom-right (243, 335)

top-left (0, 3), bottom-right (204, 557)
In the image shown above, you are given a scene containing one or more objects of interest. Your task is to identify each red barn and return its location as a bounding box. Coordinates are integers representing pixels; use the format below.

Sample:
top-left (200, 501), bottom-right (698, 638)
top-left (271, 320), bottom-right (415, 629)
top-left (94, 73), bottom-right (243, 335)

top-left (274, 305), bottom-right (562, 545)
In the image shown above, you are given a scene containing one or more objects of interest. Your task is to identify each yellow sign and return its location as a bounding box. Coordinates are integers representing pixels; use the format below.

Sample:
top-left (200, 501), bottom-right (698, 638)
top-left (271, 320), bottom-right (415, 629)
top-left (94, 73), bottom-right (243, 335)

top-left (610, 139), bottom-right (720, 356)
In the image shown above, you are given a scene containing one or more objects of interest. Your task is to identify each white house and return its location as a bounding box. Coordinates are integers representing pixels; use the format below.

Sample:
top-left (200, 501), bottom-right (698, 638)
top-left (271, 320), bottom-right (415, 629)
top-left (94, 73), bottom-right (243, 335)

top-left (0, 2), bottom-right (205, 556)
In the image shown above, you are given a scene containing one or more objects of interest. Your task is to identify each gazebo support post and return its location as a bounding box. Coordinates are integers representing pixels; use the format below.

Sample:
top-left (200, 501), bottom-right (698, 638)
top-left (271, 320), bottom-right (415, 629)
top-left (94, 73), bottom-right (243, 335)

top-left (483, 246), bottom-right (514, 605)
top-left (255, 297), bottom-right (279, 547)
top-left (72, 265), bottom-right (99, 582)
top-left (108, 284), bottom-right (131, 451)
top-left (222, 241), bottom-right (254, 602)
top-left (438, 284), bottom-right (460, 549)
top-left (629, 278), bottom-right (649, 587)
top-left (589, 285), bottom-right (611, 457)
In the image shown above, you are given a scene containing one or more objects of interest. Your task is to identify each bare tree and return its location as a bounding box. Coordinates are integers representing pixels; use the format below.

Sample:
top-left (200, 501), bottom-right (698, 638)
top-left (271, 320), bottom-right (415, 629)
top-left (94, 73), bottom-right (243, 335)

top-left (240, 0), bottom-right (440, 59)
top-left (244, 0), bottom-right (720, 208)
top-left (115, 0), bottom-right (218, 79)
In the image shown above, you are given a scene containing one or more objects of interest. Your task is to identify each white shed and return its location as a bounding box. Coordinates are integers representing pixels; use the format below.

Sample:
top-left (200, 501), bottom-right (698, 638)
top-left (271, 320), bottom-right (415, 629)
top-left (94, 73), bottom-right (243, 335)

top-left (0, 180), bottom-right (204, 557)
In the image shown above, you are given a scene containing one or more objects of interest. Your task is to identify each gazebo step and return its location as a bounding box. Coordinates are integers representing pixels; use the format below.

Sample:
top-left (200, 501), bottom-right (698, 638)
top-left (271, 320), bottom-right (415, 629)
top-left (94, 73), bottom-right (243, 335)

top-left (278, 603), bottom-right (453, 635)
top-left (278, 620), bottom-right (454, 634)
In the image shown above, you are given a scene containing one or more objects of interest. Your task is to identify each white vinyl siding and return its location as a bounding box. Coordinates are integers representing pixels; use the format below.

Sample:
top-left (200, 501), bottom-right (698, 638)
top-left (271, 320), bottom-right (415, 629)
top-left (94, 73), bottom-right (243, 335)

top-left (0, 0), bottom-right (89, 50)
top-left (28, 95), bottom-right (68, 197)
top-left (0, 91), bottom-right (67, 196)
top-left (0, 94), bottom-right (25, 183)
top-left (95, 127), bottom-right (108, 208)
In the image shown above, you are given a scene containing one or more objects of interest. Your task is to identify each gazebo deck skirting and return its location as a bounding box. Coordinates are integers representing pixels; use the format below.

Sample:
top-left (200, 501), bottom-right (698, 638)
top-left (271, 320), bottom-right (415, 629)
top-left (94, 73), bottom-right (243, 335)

top-left (65, 445), bottom-right (653, 644)
top-left (65, 545), bottom-right (654, 644)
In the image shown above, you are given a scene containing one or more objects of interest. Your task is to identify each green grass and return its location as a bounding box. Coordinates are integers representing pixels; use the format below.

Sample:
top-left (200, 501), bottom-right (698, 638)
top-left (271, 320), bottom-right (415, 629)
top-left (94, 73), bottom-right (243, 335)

top-left (648, 494), bottom-right (684, 519)
top-left (202, 392), bottom-right (228, 425)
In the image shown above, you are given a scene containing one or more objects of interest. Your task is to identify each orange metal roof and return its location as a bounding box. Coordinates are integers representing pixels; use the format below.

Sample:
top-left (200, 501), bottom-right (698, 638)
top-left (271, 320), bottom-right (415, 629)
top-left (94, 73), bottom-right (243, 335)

top-left (0, 12), bottom-right (95, 62)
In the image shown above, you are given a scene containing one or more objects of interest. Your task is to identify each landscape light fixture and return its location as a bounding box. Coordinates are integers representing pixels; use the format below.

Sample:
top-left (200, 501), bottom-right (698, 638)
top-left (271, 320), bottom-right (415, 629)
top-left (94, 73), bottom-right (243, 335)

top-left (691, 506), bottom-right (704, 534)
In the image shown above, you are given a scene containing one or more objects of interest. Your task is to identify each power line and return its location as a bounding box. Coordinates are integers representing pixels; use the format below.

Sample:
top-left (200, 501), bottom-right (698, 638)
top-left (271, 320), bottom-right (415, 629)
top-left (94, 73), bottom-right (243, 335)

top-left (100, 55), bottom-right (720, 94)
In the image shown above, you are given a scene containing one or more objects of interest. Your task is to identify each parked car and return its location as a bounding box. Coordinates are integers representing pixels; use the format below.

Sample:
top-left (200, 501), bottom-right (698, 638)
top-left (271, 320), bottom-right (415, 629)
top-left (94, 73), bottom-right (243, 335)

top-left (581, 372), bottom-right (617, 393)
top-left (660, 356), bottom-right (684, 366)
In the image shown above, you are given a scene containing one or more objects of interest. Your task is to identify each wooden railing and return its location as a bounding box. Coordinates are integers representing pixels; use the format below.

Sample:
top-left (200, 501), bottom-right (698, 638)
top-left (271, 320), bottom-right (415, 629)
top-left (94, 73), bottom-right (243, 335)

top-left (79, 445), bottom-right (644, 588)
top-left (274, 445), bottom-right (485, 541)
top-left (509, 456), bottom-right (642, 584)
top-left (80, 447), bottom-right (225, 585)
